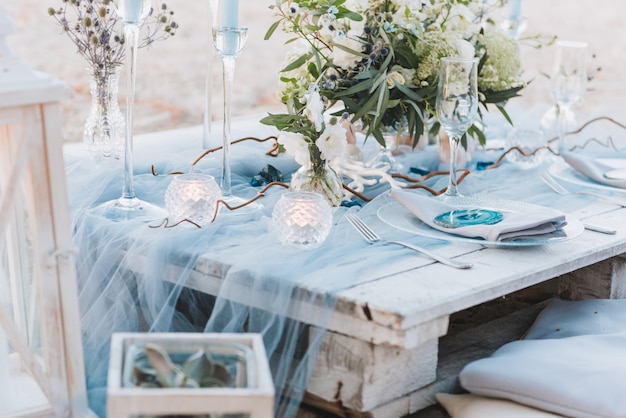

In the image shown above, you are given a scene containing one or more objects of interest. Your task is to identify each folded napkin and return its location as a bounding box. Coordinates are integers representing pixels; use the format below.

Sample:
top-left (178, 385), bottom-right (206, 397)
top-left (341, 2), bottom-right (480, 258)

top-left (561, 151), bottom-right (626, 189)
top-left (389, 189), bottom-right (567, 242)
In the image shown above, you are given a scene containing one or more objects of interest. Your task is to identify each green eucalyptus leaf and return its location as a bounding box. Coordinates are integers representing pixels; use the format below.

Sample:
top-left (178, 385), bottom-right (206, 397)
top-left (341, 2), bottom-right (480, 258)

top-left (495, 103), bottom-right (513, 125)
top-left (264, 20), bottom-right (280, 41)
top-left (182, 350), bottom-right (215, 384)
top-left (281, 52), bottom-right (313, 72)
top-left (335, 77), bottom-right (375, 96)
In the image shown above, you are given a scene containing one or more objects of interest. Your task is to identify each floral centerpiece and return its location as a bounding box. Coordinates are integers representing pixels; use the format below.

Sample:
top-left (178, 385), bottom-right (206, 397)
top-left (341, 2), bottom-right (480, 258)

top-left (263, 0), bottom-right (527, 154)
top-left (262, 84), bottom-right (348, 206)
top-left (48, 0), bottom-right (178, 159)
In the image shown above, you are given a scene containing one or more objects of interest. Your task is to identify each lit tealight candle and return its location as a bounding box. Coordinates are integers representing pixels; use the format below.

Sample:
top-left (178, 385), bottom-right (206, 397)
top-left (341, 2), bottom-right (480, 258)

top-left (272, 192), bottom-right (333, 250)
top-left (221, 0), bottom-right (239, 27)
top-left (164, 173), bottom-right (222, 226)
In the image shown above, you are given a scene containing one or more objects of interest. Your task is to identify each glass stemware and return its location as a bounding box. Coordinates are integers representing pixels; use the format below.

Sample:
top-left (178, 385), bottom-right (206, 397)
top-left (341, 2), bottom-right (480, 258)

top-left (551, 40), bottom-right (588, 153)
top-left (435, 57), bottom-right (498, 228)
top-left (436, 57), bottom-right (479, 199)
top-left (94, 0), bottom-right (165, 220)
top-left (212, 26), bottom-right (259, 211)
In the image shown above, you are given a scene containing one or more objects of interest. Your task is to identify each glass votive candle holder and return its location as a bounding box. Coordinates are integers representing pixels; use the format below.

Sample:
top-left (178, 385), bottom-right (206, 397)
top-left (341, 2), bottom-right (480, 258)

top-left (164, 173), bottom-right (222, 226)
top-left (505, 128), bottom-right (548, 169)
top-left (272, 192), bottom-right (333, 250)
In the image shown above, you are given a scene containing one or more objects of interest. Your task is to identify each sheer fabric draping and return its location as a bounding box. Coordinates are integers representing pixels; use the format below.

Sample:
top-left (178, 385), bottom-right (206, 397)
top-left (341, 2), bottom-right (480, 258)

top-left (65, 120), bottom-right (406, 417)
top-left (65, 111), bottom-right (598, 417)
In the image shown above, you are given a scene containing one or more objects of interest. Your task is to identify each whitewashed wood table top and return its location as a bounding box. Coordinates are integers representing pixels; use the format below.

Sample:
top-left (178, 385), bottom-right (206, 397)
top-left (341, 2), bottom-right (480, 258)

top-left (65, 116), bottom-right (626, 350)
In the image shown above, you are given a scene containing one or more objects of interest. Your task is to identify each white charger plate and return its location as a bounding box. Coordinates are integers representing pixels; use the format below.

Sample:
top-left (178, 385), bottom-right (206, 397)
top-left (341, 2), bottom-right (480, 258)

top-left (549, 161), bottom-right (626, 194)
top-left (377, 198), bottom-right (584, 247)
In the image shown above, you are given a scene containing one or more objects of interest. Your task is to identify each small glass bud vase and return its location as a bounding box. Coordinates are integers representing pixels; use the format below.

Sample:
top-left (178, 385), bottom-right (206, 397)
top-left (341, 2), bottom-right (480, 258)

top-left (164, 173), bottom-right (222, 226)
top-left (289, 162), bottom-right (343, 207)
top-left (272, 192), bottom-right (333, 250)
top-left (84, 67), bottom-right (125, 160)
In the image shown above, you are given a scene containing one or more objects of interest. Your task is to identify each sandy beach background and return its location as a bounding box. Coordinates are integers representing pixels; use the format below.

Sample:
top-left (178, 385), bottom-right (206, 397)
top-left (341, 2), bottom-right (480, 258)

top-left (3, 0), bottom-right (626, 143)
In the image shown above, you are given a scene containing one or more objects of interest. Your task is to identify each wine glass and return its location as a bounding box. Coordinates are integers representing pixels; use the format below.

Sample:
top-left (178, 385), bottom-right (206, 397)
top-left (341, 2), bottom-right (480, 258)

top-left (94, 0), bottom-right (165, 220)
top-left (551, 40), bottom-right (588, 153)
top-left (436, 57), bottom-right (479, 199)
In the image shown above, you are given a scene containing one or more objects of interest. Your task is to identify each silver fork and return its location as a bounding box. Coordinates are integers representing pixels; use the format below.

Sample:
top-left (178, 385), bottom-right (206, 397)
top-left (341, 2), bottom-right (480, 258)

top-left (540, 172), bottom-right (617, 235)
top-left (541, 172), bottom-right (626, 208)
top-left (344, 212), bottom-right (472, 269)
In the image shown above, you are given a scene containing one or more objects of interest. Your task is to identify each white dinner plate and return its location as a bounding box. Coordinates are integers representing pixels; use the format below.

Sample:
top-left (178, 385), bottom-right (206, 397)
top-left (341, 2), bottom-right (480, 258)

top-left (377, 199), bottom-right (584, 247)
top-left (549, 162), bottom-right (626, 194)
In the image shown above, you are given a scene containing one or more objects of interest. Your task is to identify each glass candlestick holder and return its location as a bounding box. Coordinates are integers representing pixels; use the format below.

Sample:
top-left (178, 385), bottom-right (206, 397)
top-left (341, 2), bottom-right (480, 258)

top-left (272, 192), bottom-right (333, 250)
top-left (212, 26), bottom-right (259, 214)
top-left (164, 173), bottom-right (222, 226)
top-left (92, 0), bottom-right (166, 221)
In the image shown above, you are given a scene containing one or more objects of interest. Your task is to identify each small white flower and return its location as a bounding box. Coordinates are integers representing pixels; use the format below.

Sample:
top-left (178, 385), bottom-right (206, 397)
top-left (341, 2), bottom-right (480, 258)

top-left (316, 123), bottom-right (347, 161)
top-left (278, 131), bottom-right (311, 168)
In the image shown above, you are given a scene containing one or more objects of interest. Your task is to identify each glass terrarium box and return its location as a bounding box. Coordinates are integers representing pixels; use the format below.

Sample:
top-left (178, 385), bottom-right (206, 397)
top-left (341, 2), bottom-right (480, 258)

top-left (107, 333), bottom-right (275, 418)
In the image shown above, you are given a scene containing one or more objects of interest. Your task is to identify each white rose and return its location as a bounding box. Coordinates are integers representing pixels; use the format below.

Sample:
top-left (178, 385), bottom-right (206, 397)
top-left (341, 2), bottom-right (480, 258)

top-left (315, 123), bottom-right (347, 161)
top-left (455, 39), bottom-right (475, 59)
top-left (386, 70), bottom-right (406, 89)
top-left (330, 34), bottom-right (363, 69)
top-left (278, 131), bottom-right (311, 168)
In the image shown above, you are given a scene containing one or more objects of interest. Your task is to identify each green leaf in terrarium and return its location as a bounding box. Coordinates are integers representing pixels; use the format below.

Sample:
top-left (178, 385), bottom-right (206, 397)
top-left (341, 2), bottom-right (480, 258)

top-left (144, 343), bottom-right (186, 388)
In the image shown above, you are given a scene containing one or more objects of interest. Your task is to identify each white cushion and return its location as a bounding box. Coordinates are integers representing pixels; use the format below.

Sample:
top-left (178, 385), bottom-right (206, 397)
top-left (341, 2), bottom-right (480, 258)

top-left (459, 298), bottom-right (626, 418)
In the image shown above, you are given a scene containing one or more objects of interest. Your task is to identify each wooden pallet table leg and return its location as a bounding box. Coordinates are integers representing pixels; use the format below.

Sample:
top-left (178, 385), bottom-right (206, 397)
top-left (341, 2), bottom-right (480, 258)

top-left (306, 320), bottom-right (446, 414)
top-left (558, 254), bottom-right (626, 299)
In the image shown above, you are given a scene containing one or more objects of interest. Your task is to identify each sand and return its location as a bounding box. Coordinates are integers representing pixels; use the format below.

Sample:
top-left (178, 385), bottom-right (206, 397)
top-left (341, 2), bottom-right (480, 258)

top-left (3, 0), bottom-right (626, 143)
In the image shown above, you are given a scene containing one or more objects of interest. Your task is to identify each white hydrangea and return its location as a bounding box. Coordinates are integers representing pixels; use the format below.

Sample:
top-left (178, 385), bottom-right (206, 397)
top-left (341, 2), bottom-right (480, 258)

top-left (343, 0), bottom-right (369, 11)
top-left (278, 131), bottom-right (311, 168)
top-left (414, 30), bottom-right (460, 82)
top-left (477, 26), bottom-right (524, 91)
top-left (278, 45), bottom-right (316, 106)
top-left (315, 123), bottom-right (347, 161)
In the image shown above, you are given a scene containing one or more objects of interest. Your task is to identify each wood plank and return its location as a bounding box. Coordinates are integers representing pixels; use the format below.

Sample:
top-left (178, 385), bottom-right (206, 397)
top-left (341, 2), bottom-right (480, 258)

top-left (307, 328), bottom-right (439, 411)
top-left (336, 218), bottom-right (626, 333)
top-left (301, 297), bottom-right (550, 418)
top-left (558, 254), bottom-right (626, 299)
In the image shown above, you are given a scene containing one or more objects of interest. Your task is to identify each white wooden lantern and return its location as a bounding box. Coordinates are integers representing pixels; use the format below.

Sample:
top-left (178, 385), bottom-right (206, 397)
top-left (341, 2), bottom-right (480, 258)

top-left (107, 332), bottom-right (275, 418)
top-left (0, 6), bottom-right (93, 417)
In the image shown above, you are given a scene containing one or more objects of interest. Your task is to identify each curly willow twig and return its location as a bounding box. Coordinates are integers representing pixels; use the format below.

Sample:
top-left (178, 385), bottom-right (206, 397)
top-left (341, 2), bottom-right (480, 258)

top-left (151, 135), bottom-right (280, 177)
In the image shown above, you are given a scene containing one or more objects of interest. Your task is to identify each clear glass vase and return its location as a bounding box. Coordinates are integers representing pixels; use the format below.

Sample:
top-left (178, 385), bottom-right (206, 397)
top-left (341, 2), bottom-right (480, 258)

top-left (289, 162), bottom-right (343, 207)
top-left (83, 67), bottom-right (125, 160)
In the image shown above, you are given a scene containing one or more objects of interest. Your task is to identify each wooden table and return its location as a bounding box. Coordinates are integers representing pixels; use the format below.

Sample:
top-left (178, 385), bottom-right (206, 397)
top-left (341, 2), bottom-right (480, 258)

top-left (65, 116), bottom-right (626, 417)
top-left (179, 196), bottom-right (626, 417)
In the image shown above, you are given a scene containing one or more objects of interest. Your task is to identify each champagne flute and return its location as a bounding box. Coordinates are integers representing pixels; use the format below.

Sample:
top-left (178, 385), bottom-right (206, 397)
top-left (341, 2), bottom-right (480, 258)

top-left (94, 0), bottom-right (165, 220)
top-left (436, 57), bottom-right (479, 199)
top-left (435, 57), bottom-right (503, 229)
top-left (551, 40), bottom-right (588, 153)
